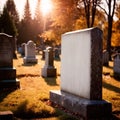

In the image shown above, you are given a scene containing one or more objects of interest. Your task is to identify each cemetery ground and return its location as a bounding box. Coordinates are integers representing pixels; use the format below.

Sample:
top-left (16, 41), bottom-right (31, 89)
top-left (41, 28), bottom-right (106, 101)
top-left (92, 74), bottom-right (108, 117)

top-left (0, 53), bottom-right (120, 120)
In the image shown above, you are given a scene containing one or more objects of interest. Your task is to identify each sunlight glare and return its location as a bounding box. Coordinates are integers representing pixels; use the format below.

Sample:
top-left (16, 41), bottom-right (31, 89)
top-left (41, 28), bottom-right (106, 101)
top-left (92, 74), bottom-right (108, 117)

top-left (40, 0), bottom-right (53, 16)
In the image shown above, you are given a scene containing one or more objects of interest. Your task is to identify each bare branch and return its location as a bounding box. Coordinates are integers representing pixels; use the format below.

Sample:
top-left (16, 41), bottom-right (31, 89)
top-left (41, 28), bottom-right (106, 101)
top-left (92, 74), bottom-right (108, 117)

top-left (97, 4), bottom-right (108, 15)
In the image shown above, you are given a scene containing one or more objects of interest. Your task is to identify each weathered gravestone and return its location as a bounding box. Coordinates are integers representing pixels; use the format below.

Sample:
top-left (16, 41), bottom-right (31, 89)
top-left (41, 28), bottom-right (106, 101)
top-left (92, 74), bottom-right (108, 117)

top-left (41, 50), bottom-right (45, 60)
top-left (23, 40), bottom-right (38, 64)
top-left (41, 47), bottom-right (56, 77)
top-left (21, 43), bottom-right (26, 56)
top-left (54, 47), bottom-right (60, 60)
top-left (103, 50), bottom-right (109, 66)
top-left (113, 53), bottom-right (120, 78)
top-left (12, 36), bottom-right (17, 59)
top-left (0, 111), bottom-right (14, 120)
top-left (0, 33), bottom-right (20, 89)
top-left (50, 27), bottom-right (112, 119)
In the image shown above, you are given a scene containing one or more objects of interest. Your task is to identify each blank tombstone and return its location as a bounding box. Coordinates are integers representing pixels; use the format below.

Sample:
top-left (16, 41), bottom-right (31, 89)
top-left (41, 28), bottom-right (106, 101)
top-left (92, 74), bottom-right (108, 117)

top-left (23, 40), bottom-right (38, 64)
top-left (50, 27), bottom-right (112, 119)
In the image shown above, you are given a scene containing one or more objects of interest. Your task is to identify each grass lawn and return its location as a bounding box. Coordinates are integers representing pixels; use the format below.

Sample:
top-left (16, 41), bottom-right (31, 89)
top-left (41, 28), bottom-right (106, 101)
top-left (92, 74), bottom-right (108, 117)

top-left (0, 53), bottom-right (120, 119)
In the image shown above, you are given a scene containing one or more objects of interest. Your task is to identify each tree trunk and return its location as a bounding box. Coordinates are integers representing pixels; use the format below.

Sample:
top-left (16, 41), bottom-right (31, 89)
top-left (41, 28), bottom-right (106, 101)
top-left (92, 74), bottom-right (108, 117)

top-left (107, 15), bottom-right (113, 61)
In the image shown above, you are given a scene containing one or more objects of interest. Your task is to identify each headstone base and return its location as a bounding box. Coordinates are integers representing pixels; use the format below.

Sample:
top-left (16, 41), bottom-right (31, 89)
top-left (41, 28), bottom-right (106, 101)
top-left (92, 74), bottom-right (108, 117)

top-left (0, 79), bottom-right (20, 89)
top-left (41, 67), bottom-right (56, 77)
top-left (50, 90), bottom-right (112, 120)
top-left (23, 57), bottom-right (38, 64)
top-left (0, 68), bottom-right (20, 89)
top-left (0, 111), bottom-right (14, 120)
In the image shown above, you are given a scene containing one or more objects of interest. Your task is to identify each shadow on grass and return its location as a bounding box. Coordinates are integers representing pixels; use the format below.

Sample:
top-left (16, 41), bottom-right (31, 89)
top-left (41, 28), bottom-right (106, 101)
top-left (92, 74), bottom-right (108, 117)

top-left (17, 74), bottom-right (40, 78)
top-left (14, 100), bottom-right (56, 119)
top-left (103, 81), bottom-right (120, 94)
top-left (0, 88), bottom-right (16, 102)
top-left (44, 77), bottom-right (58, 86)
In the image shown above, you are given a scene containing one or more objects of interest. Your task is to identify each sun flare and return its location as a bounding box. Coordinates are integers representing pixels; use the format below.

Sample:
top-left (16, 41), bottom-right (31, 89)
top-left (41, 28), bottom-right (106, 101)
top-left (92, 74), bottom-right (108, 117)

top-left (40, 0), bottom-right (53, 16)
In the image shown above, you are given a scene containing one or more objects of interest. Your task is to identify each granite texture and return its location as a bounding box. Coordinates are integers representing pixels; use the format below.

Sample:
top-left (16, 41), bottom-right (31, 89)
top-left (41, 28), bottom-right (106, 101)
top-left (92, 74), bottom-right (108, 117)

top-left (0, 68), bottom-right (16, 80)
top-left (0, 33), bottom-right (20, 89)
top-left (50, 90), bottom-right (112, 120)
top-left (41, 47), bottom-right (56, 77)
top-left (0, 111), bottom-right (14, 120)
top-left (90, 28), bottom-right (103, 100)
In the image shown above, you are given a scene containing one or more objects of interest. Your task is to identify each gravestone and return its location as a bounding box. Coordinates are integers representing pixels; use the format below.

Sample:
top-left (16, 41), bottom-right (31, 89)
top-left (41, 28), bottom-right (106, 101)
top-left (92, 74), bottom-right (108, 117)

top-left (103, 50), bottom-right (109, 66)
top-left (113, 53), bottom-right (120, 78)
top-left (21, 43), bottom-right (26, 56)
top-left (50, 28), bottom-right (112, 119)
top-left (0, 111), bottom-right (14, 120)
top-left (12, 36), bottom-right (17, 59)
top-left (54, 48), bottom-right (60, 60)
top-left (41, 50), bottom-right (45, 60)
top-left (23, 40), bottom-right (38, 64)
top-left (41, 47), bottom-right (56, 77)
top-left (0, 33), bottom-right (20, 89)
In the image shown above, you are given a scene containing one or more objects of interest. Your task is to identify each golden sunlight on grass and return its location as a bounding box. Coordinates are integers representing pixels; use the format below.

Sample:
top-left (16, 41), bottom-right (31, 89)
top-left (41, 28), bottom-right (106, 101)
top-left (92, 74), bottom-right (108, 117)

top-left (102, 61), bottom-right (120, 118)
top-left (0, 53), bottom-right (120, 119)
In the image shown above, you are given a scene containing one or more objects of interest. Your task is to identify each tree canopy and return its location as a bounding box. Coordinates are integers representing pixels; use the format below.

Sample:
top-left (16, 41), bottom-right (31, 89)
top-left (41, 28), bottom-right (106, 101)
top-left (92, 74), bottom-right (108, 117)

top-left (0, 0), bottom-right (120, 53)
top-left (0, 6), bottom-right (17, 36)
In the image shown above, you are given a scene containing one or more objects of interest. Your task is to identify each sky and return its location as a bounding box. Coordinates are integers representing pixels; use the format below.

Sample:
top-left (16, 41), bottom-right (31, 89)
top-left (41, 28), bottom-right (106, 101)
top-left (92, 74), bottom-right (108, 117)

top-left (0, 0), bottom-right (119, 20)
top-left (0, 0), bottom-right (38, 19)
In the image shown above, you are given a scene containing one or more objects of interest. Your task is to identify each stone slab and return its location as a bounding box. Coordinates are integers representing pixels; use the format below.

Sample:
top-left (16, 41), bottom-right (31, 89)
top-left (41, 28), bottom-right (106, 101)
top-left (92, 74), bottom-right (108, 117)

top-left (23, 57), bottom-right (38, 64)
top-left (0, 79), bottom-right (20, 89)
top-left (0, 33), bottom-right (13, 68)
top-left (50, 90), bottom-right (112, 120)
top-left (0, 111), bottom-right (14, 120)
top-left (0, 68), bottom-right (16, 80)
top-left (41, 67), bottom-right (56, 77)
top-left (61, 27), bottom-right (103, 100)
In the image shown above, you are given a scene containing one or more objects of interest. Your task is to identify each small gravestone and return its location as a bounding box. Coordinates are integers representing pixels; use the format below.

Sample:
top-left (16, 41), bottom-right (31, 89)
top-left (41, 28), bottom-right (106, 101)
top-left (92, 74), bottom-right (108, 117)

top-left (12, 36), bottom-right (17, 59)
top-left (103, 50), bottom-right (109, 66)
top-left (41, 47), bottom-right (56, 77)
top-left (54, 48), bottom-right (60, 60)
top-left (113, 53), bottom-right (120, 78)
top-left (23, 40), bottom-right (38, 64)
top-left (41, 50), bottom-right (45, 60)
top-left (50, 28), bottom-right (112, 119)
top-left (0, 33), bottom-right (20, 89)
top-left (21, 43), bottom-right (26, 56)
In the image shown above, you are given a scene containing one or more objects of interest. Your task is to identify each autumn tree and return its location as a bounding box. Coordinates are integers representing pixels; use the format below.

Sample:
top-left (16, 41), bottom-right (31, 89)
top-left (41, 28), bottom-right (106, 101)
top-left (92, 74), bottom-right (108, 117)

top-left (77, 0), bottom-right (102, 28)
top-left (99, 0), bottom-right (117, 60)
top-left (17, 0), bottom-right (33, 44)
top-left (5, 0), bottom-right (19, 27)
top-left (34, 0), bottom-right (43, 34)
top-left (0, 6), bottom-right (17, 36)
top-left (41, 0), bottom-right (79, 45)
top-left (112, 3), bottom-right (120, 46)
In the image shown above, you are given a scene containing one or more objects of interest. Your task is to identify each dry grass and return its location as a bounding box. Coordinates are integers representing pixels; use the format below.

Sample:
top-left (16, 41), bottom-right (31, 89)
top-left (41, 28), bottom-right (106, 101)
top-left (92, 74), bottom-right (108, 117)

top-left (0, 53), bottom-right (77, 120)
top-left (0, 53), bottom-right (120, 119)
top-left (103, 61), bottom-right (120, 118)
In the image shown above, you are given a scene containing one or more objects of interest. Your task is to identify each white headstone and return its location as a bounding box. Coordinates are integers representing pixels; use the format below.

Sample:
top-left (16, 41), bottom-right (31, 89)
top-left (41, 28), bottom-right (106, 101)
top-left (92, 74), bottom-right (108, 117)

top-left (50, 28), bottom-right (112, 119)
top-left (23, 40), bottom-right (38, 64)
top-left (41, 47), bottom-right (56, 77)
top-left (61, 27), bottom-right (103, 100)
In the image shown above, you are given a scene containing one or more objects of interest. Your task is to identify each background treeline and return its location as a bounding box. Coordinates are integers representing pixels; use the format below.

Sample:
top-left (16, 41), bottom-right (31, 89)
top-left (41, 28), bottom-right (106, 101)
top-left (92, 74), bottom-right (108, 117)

top-left (0, 0), bottom-right (120, 52)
